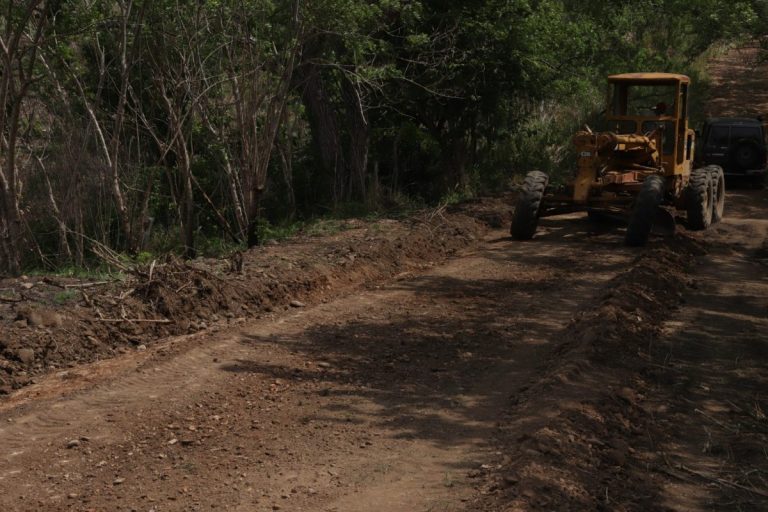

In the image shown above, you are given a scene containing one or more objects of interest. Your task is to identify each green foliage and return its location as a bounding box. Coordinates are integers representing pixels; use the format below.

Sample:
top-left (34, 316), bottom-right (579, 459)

top-left (53, 290), bottom-right (78, 304)
top-left (25, 266), bottom-right (121, 281)
top-left (3, 0), bottom-right (765, 273)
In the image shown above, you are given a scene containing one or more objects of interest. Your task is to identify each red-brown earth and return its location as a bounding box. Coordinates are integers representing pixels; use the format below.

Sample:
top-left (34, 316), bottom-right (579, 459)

top-left (0, 45), bottom-right (767, 512)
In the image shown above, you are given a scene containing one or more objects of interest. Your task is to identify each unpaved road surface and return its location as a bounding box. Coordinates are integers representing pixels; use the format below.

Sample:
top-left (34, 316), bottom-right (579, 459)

top-left (2, 47), bottom-right (768, 512)
top-left (2, 192), bottom-right (767, 511)
top-left (0, 215), bottom-right (636, 511)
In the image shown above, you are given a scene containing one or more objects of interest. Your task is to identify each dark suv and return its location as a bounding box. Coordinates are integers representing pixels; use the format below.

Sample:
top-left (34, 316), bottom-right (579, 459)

top-left (698, 117), bottom-right (767, 182)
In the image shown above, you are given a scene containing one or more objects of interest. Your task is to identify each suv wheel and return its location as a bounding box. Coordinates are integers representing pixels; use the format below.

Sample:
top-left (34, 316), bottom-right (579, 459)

top-left (731, 140), bottom-right (763, 171)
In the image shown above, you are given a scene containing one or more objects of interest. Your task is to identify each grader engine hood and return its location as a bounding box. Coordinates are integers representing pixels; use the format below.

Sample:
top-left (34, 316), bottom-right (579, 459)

top-left (571, 130), bottom-right (662, 203)
top-left (572, 131), bottom-right (661, 168)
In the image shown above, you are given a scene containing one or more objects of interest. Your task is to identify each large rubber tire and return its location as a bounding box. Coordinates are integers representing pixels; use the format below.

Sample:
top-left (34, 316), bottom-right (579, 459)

top-left (707, 165), bottom-right (725, 224)
top-left (730, 140), bottom-right (763, 171)
top-left (686, 167), bottom-right (713, 231)
top-left (625, 175), bottom-right (665, 247)
top-left (510, 171), bottom-right (549, 240)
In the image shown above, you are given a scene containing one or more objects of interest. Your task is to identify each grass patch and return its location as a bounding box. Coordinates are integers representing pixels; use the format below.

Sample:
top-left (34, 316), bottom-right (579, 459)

top-left (25, 266), bottom-right (122, 281)
top-left (53, 289), bottom-right (79, 304)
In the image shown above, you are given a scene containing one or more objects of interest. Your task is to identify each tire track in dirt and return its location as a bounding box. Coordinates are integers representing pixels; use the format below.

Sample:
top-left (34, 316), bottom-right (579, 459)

top-left (467, 191), bottom-right (768, 507)
top-left (0, 214), bottom-right (637, 512)
top-left (705, 43), bottom-right (768, 118)
top-left (644, 191), bottom-right (768, 510)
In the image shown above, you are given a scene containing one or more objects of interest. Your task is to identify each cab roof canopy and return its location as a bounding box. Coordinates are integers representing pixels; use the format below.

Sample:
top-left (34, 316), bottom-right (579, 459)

top-left (608, 73), bottom-right (690, 84)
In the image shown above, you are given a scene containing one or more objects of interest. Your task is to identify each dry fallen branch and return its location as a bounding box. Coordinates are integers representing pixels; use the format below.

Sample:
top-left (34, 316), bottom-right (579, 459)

top-left (94, 318), bottom-right (172, 324)
top-left (92, 244), bottom-right (132, 273)
top-left (658, 464), bottom-right (768, 499)
top-left (41, 277), bottom-right (66, 289)
top-left (64, 281), bottom-right (112, 289)
top-left (680, 465), bottom-right (768, 499)
top-left (694, 408), bottom-right (740, 433)
top-left (80, 289), bottom-right (94, 307)
top-left (118, 288), bottom-right (136, 301)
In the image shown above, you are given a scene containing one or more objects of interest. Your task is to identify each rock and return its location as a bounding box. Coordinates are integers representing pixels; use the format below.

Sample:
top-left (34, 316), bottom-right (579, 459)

top-left (15, 308), bottom-right (63, 328)
top-left (17, 348), bottom-right (35, 364)
top-left (605, 448), bottom-right (626, 467)
top-left (113, 477), bottom-right (125, 485)
top-left (616, 387), bottom-right (637, 404)
top-left (289, 300), bottom-right (305, 308)
top-left (16, 308), bottom-right (43, 327)
top-left (20, 282), bottom-right (34, 290)
top-left (13, 319), bottom-right (27, 329)
top-left (136, 345), bottom-right (147, 352)
top-left (503, 475), bottom-right (519, 486)
top-left (66, 439), bottom-right (81, 449)
top-left (317, 362), bottom-right (331, 369)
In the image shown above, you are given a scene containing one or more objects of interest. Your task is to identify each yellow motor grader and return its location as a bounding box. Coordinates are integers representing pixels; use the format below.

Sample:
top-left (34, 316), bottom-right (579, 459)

top-left (510, 73), bottom-right (725, 246)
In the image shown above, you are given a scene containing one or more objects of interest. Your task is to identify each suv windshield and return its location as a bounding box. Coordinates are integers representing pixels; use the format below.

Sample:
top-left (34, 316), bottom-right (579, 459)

top-left (732, 125), bottom-right (763, 143)
top-left (708, 125), bottom-right (764, 146)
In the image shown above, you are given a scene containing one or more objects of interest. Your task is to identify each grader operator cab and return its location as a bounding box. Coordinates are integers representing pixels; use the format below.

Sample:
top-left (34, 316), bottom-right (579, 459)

top-left (511, 73), bottom-right (724, 246)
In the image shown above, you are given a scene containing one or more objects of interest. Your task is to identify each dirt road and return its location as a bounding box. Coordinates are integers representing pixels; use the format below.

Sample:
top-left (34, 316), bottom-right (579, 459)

top-left (0, 213), bottom-right (637, 511)
top-left (1, 47), bottom-right (768, 512)
top-left (1, 186), bottom-right (766, 511)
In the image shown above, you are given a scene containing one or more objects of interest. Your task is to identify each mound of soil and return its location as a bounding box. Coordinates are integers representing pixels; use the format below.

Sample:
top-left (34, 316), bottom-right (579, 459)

top-left (0, 201), bottom-right (510, 395)
top-left (472, 236), bottom-right (705, 511)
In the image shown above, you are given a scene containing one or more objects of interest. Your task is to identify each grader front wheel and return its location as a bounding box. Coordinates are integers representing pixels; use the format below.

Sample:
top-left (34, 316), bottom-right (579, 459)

top-left (625, 175), bottom-right (665, 247)
top-left (510, 171), bottom-right (549, 240)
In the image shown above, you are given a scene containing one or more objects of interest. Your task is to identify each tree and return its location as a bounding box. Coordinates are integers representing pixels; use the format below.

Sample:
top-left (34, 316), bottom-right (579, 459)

top-left (0, 0), bottom-right (54, 275)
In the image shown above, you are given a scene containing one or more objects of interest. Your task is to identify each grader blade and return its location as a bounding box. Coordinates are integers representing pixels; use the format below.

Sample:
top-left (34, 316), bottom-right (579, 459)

top-left (651, 207), bottom-right (676, 236)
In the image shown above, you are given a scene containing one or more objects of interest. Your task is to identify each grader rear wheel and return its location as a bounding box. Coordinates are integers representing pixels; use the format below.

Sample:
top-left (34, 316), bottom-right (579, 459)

top-left (510, 171), bottom-right (549, 240)
top-left (686, 167), bottom-right (713, 231)
top-left (625, 175), bottom-right (665, 247)
top-left (707, 165), bottom-right (725, 224)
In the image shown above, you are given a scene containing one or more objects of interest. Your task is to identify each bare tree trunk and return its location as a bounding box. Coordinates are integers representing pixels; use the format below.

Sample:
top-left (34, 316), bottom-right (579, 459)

top-left (179, 143), bottom-right (196, 260)
top-left (37, 157), bottom-right (73, 263)
top-left (74, 187), bottom-right (85, 267)
top-left (277, 139), bottom-right (296, 220)
top-left (199, 111), bottom-right (247, 240)
top-left (391, 134), bottom-right (399, 194)
top-left (0, 0), bottom-right (50, 275)
top-left (53, 1), bottom-right (146, 254)
top-left (299, 63), bottom-right (344, 205)
top-left (443, 135), bottom-right (470, 192)
top-left (135, 169), bottom-right (156, 251)
top-left (107, 0), bottom-right (141, 252)
top-left (243, 2), bottom-right (302, 247)
top-left (159, 84), bottom-right (196, 259)
top-left (342, 76), bottom-right (369, 202)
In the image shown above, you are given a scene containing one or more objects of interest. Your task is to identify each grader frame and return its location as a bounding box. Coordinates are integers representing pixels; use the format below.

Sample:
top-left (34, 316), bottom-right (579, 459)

top-left (511, 73), bottom-right (724, 245)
